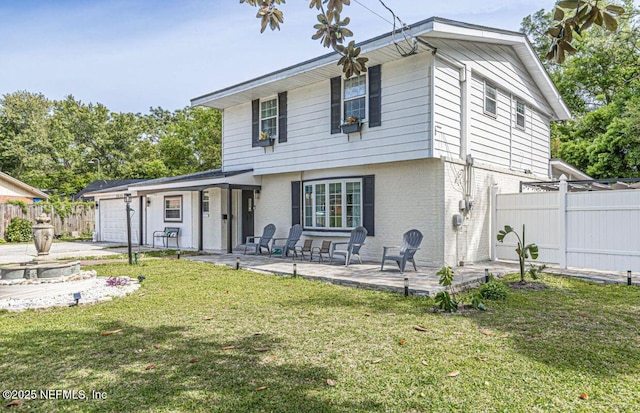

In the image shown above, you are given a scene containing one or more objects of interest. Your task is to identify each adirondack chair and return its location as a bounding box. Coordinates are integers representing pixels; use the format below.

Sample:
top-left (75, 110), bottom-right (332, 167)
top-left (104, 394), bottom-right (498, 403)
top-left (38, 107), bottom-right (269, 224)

top-left (330, 226), bottom-right (368, 266)
top-left (380, 229), bottom-right (423, 273)
top-left (244, 223), bottom-right (276, 255)
top-left (270, 224), bottom-right (303, 258)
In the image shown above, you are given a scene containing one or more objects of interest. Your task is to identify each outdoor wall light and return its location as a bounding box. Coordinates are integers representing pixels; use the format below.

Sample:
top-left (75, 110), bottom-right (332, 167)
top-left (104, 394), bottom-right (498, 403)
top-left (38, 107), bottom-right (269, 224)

top-left (255, 189), bottom-right (261, 199)
top-left (146, 198), bottom-right (151, 207)
top-left (124, 193), bottom-right (132, 204)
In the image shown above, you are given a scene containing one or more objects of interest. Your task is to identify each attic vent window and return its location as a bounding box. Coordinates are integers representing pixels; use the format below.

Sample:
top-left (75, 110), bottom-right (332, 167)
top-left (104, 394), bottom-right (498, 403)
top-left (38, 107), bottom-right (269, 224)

top-left (484, 82), bottom-right (497, 117)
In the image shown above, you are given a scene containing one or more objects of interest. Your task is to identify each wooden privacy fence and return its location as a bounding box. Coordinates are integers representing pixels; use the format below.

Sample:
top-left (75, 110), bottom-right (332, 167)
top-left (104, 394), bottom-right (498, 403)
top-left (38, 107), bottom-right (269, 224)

top-left (0, 203), bottom-right (95, 240)
top-left (493, 177), bottom-right (640, 272)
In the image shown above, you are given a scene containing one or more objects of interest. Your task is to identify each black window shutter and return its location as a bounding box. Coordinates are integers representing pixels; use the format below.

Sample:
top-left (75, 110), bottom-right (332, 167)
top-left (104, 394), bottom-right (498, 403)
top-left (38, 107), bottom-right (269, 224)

top-left (368, 65), bottom-right (382, 127)
top-left (278, 91), bottom-right (287, 143)
top-left (291, 181), bottom-right (301, 226)
top-left (251, 99), bottom-right (260, 147)
top-left (330, 76), bottom-right (341, 134)
top-left (362, 175), bottom-right (375, 236)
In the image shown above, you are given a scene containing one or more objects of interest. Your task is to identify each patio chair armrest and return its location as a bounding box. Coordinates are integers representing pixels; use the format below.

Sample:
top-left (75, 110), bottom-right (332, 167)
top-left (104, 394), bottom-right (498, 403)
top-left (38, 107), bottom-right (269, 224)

top-left (331, 242), bottom-right (349, 252)
top-left (271, 237), bottom-right (288, 242)
top-left (153, 230), bottom-right (166, 237)
top-left (245, 235), bottom-right (260, 244)
top-left (382, 246), bottom-right (401, 253)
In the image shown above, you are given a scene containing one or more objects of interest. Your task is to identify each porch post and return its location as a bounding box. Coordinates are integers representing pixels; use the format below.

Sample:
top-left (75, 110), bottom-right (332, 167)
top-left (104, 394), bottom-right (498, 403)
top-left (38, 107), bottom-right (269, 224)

top-left (227, 186), bottom-right (233, 253)
top-left (198, 190), bottom-right (203, 251)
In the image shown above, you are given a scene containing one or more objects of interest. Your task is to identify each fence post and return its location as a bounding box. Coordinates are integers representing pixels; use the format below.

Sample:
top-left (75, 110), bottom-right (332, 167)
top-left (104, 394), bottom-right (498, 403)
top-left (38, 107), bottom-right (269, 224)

top-left (558, 175), bottom-right (567, 269)
top-left (490, 183), bottom-right (499, 261)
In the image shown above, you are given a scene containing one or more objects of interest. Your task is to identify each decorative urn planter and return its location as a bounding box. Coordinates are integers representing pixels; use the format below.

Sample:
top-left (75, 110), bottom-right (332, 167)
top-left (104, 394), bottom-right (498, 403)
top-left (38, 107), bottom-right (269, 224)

top-left (32, 213), bottom-right (54, 261)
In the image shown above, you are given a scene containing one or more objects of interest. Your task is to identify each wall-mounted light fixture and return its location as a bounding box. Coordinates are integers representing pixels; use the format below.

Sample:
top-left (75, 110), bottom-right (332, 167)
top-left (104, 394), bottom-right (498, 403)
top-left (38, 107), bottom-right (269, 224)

top-left (254, 189), bottom-right (261, 199)
top-left (146, 198), bottom-right (151, 207)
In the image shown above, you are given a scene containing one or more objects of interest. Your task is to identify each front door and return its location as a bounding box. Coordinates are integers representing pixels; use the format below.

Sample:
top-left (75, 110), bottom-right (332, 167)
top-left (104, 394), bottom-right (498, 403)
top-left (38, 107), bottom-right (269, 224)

top-left (241, 190), bottom-right (255, 244)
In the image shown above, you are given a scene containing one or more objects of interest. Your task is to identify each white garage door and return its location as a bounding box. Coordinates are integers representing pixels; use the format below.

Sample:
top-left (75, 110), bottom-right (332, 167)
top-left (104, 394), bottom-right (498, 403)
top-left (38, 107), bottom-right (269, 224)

top-left (99, 198), bottom-right (140, 244)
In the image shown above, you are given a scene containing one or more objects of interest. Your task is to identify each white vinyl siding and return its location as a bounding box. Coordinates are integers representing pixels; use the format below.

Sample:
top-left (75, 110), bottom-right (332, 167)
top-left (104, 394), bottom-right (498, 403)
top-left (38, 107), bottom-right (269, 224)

top-left (433, 58), bottom-right (462, 158)
top-left (222, 51), bottom-right (432, 175)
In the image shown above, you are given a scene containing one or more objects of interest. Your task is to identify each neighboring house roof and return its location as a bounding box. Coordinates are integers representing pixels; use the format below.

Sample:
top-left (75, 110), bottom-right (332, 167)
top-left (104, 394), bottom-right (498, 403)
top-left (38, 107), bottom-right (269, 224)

top-left (549, 159), bottom-right (592, 181)
top-left (191, 16), bottom-right (570, 121)
top-left (74, 179), bottom-right (148, 200)
top-left (0, 171), bottom-right (49, 199)
top-left (84, 169), bottom-right (259, 197)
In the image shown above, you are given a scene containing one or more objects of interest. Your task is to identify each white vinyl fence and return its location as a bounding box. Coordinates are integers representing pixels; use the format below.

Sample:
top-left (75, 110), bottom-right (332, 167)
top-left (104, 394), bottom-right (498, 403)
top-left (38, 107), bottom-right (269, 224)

top-left (493, 177), bottom-right (640, 272)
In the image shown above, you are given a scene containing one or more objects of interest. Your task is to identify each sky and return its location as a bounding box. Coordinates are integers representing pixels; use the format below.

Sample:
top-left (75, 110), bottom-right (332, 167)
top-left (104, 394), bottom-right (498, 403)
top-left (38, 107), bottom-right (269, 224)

top-left (0, 0), bottom-right (593, 114)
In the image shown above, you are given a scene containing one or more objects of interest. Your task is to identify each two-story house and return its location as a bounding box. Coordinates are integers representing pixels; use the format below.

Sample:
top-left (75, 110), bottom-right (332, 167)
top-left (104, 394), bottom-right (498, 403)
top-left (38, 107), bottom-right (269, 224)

top-left (89, 17), bottom-right (570, 267)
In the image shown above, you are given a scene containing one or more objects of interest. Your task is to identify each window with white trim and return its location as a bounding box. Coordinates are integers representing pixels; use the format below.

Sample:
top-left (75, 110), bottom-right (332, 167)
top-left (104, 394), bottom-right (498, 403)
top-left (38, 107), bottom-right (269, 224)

top-left (484, 82), bottom-right (497, 117)
top-left (260, 97), bottom-right (278, 139)
top-left (164, 195), bottom-right (182, 222)
top-left (202, 190), bottom-right (209, 214)
top-left (303, 179), bottom-right (362, 230)
top-left (343, 75), bottom-right (366, 122)
top-left (515, 100), bottom-right (526, 129)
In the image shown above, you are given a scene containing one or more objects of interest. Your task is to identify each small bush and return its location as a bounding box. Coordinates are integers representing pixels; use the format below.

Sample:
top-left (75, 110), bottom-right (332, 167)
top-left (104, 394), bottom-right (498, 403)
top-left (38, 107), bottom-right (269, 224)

top-left (5, 218), bottom-right (33, 242)
top-left (479, 281), bottom-right (508, 301)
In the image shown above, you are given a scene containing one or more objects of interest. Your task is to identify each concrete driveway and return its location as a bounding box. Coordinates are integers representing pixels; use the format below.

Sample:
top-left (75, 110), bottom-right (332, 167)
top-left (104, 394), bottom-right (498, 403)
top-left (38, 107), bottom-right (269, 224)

top-left (0, 241), bottom-right (123, 265)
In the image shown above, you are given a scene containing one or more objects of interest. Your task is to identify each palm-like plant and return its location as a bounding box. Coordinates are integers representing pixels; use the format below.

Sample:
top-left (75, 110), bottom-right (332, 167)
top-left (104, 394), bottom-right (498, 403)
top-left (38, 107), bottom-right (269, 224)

top-left (497, 225), bottom-right (539, 284)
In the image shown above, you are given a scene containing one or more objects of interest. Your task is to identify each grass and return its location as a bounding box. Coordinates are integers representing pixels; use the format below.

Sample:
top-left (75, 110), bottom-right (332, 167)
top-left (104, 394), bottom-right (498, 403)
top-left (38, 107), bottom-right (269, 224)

top-left (0, 260), bottom-right (639, 412)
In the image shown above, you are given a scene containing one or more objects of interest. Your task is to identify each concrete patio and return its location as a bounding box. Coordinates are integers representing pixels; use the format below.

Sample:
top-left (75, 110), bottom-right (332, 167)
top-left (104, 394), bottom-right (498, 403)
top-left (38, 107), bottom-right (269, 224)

top-left (185, 250), bottom-right (639, 296)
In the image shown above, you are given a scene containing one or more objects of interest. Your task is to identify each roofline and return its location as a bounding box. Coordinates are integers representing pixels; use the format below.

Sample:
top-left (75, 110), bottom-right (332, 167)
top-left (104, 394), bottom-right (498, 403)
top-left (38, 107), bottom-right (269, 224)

top-left (550, 158), bottom-right (592, 180)
top-left (0, 171), bottom-right (49, 199)
top-left (190, 17), bottom-right (570, 120)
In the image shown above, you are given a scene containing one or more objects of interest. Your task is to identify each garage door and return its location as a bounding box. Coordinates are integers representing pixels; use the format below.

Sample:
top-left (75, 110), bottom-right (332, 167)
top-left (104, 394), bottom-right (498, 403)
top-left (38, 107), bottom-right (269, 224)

top-left (99, 198), bottom-right (140, 244)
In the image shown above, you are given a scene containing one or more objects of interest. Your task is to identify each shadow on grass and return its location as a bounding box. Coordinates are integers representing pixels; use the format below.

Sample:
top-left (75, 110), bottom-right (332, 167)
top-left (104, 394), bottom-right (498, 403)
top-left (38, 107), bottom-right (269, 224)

top-left (466, 279), bottom-right (640, 377)
top-left (0, 321), bottom-right (380, 412)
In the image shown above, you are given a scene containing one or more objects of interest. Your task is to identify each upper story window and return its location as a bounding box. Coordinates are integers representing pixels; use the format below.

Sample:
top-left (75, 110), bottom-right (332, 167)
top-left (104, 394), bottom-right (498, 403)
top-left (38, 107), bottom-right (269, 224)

top-left (260, 97), bottom-right (278, 139)
top-left (515, 100), bottom-right (526, 129)
top-left (484, 82), bottom-right (497, 117)
top-left (303, 178), bottom-right (362, 230)
top-left (343, 75), bottom-right (366, 122)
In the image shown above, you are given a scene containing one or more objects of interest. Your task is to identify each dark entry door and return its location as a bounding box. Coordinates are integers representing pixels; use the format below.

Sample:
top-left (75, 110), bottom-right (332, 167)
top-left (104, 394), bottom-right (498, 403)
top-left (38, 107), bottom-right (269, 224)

top-left (241, 190), bottom-right (255, 244)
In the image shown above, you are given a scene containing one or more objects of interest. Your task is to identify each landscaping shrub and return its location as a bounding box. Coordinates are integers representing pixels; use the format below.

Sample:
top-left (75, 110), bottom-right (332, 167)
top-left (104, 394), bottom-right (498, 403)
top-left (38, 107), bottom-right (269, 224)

top-left (479, 280), bottom-right (509, 301)
top-left (5, 218), bottom-right (33, 242)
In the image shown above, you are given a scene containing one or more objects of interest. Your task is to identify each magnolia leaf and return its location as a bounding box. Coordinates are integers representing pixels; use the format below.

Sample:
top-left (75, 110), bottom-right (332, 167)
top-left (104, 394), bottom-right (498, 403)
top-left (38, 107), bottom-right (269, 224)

top-left (6, 400), bottom-right (22, 407)
top-left (580, 393), bottom-right (589, 400)
top-left (221, 345), bottom-right (236, 350)
top-left (145, 364), bottom-right (155, 370)
top-left (413, 325), bottom-right (428, 332)
top-left (498, 333), bottom-right (510, 338)
top-left (447, 370), bottom-right (460, 377)
top-left (189, 358), bottom-right (199, 363)
top-left (372, 358), bottom-right (383, 364)
top-left (399, 339), bottom-right (406, 345)
top-left (254, 347), bottom-right (270, 352)
top-left (557, 0), bottom-right (585, 8)
top-left (594, 9), bottom-right (603, 26)
top-left (553, 7), bottom-right (565, 21)
top-left (154, 343), bottom-right (161, 349)
top-left (605, 4), bottom-right (625, 14)
top-left (327, 379), bottom-right (336, 386)
top-left (101, 329), bottom-right (122, 336)
top-left (602, 12), bottom-right (618, 31)
top-left (254, 386), bottom-right (268, 391)
top-left (421, 360), bottom-right (429, 366)
top-left (479, 329), bottom-right (494, 336)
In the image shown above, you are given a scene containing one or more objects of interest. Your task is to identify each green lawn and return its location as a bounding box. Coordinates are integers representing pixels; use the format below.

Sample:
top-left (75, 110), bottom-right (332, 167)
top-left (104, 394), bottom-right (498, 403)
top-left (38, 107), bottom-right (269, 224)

top-left (1, 259), bottom-right (639, 412)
